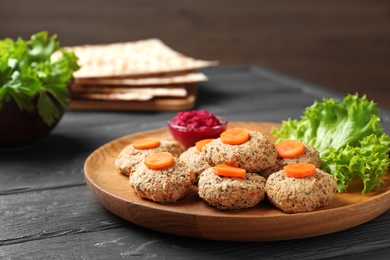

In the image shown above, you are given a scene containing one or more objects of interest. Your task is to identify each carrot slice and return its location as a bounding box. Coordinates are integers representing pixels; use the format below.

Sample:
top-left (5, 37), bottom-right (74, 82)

top-left (275, 139), bottom-right (305, 158)
top-left (132, 137), bottom-right (160, 149)
top-left (195, 138), bottom-right (215, 152)
top-left (144, 152), bottom-right (174, 169)
top-left (213, 164), bottom-right (246, 178)
top-left (220, 128), bottom-right (249, 145)
top-left (284, 162), bottom-right (316, 178)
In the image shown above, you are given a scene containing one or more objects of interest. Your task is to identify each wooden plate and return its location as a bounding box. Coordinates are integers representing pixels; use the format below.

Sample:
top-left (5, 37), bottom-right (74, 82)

top-left (84, 122), bottom-right (390, 241)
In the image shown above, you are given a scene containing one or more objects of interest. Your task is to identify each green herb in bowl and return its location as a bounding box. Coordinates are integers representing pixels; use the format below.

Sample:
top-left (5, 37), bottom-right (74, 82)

top-left (0, 31), bottom-right (79, 147)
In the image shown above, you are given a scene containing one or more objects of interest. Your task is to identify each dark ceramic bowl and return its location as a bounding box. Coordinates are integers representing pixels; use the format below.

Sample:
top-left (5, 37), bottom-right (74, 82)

top-left (0, 98), bottom-right (64, 149)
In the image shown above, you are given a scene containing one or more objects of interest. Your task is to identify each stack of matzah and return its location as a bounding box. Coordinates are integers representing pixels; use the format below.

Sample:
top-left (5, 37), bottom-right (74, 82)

top-left (66, 39), bottom-right (218, 111)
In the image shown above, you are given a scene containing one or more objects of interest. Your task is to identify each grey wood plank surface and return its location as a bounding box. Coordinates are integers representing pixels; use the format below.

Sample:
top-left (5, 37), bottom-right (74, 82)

top-left (1, 184), bottom-right (390, 259)
top-left (1, 65), bottom-right (390, 259)
top-left (1, 65), bottom-right (389, 193)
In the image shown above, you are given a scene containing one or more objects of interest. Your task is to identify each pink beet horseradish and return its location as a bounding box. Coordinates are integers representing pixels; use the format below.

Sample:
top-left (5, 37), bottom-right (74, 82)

top-left (168, 110), bottom-right (228, 149)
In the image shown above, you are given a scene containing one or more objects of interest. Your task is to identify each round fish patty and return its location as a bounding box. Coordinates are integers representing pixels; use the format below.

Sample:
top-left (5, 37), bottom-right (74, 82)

top-left (129, 157), bottom-right (194, 204)
top-left (265, 169), bottom-right (337, 213)
top-left (198, 167), bottom-right (267, 210)
top-left (115, 139), bottom-right (183, 176)
top-left (179, 146), bottom-right (211, 183)
top-left (202, 130), bottom-right (277, 173)
top-left (260, 145), bottom-right (321, 179)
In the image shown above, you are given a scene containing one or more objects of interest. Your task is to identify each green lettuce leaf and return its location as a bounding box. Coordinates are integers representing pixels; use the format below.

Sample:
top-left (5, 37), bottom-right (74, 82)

top-left (0, 31), bottom-right (80, 125)
top-left (272, 94), bottom-right (390, 194)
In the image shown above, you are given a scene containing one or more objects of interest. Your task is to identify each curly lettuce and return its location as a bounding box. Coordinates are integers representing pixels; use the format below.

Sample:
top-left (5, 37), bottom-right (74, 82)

top-left (272, 94), bottom-right (390, 194)
top-left (0, 31), bottom-right (79, 125)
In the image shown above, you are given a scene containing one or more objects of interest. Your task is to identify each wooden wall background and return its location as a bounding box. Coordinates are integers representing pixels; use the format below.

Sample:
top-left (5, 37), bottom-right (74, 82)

top-left (0, 0), bottom-right (389, 109)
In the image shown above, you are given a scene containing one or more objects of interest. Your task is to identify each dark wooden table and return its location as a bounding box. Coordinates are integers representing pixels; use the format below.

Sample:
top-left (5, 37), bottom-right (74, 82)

top-left (1, 65), bottom-right (390, 259)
